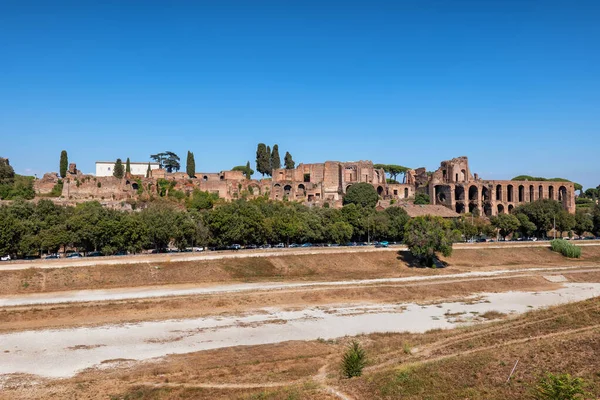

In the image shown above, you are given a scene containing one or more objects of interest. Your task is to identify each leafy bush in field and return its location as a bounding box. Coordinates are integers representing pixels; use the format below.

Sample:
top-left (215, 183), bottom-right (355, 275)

top-left (341, 341), bottom-right (366, 378)
top-left (532, 372), bottom-right (586, 400)
top-left (550, 239), bottom-right (581, 258)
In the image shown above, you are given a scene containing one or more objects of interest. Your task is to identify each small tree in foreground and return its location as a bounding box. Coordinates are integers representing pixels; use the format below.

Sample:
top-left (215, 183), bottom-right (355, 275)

top-left (404, 215), bottom-right (458, 267)
top-left (341, 341), bottom-right (366, 378)
top-left (532, 372), bottom-right (587, 400)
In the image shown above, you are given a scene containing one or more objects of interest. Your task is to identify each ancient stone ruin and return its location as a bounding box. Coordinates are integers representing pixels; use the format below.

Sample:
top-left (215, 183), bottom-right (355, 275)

top-left (31, 156), bottom-right (576, 214)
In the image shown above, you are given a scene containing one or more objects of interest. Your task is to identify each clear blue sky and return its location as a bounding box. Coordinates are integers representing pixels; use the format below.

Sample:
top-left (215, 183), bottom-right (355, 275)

top-left (1, 0), bottom-right (599, 189)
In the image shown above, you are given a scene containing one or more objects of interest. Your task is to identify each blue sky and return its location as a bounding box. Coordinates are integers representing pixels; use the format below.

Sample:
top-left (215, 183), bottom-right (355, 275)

top-left (1, 0), bottom-right (599, 189)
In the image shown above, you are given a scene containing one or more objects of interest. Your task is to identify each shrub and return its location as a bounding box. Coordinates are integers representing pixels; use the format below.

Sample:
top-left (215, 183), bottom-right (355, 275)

top-left (532, 372), bottom-right (586, 400)
top-left (341, 341), bottom-right (366, 378)
top-left (550, 239), bottom-right (581, 258)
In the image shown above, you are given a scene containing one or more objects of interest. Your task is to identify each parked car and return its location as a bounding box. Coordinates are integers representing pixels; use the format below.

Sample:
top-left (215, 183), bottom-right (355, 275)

top-left (300, 243), bottom-right (313, 248)
top-left (289, 243), bottom-right (300, 248)
top-left (115, 250), bottom-right (128, 256)
top-left (191, 247), bottom-right (204, 252)
top-left (45, 254), bottom-right (60, 259)
top-left (245, 244), bottom-right (258, 250)
top-left (0, 255), bottom-right (11, 261)
top-left (66, 252), bottom-right (82, 258)
top-left (229, 244), bottom-right (241, 250)
top-left (87, 251), bottom-right (103, 257)
top-left (378, 241), bottom-right (389, 248)
top-left (259, 244), bottom-right (272, 249)
top-left (274, 243), bottom-right (285, 248)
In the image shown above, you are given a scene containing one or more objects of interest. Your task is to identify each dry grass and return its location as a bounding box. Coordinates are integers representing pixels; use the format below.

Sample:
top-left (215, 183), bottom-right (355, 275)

top-left (3, 246), bottom-right (600, 296)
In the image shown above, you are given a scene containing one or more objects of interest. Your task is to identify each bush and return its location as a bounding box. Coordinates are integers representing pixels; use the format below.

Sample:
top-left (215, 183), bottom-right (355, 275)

top-left (341, 341), bottom-right (366, 378)
top-left (550, 239), bottom-right (581, 258)
top-left (343, 183), bottom-right (379, 208)
top-left (414, 192), bottom-right (430, 205)
top-left (532, 372), bottom-right (587, 400)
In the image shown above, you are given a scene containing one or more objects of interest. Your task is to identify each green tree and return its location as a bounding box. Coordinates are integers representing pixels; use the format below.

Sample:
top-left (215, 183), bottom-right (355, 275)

top-left (284, 151), bottom-right (295, 169)
top-left (573, 211), bottom-right (594, 237)
top-left (255, 143), bottom-right (270, 176)
top-left (266, 145), bottom-right (271, 175)
top-left (555, 210), bottom-right (576, 238)
top-left (593, 204), bottom-right (600, 236)
top-left (186, 190), bottom-right (219, 211)
top-left (245, 161), bottom-right (253, 179)
top-left (343, 183), bottom-right (379, 208)
top-left (163, 151), bottom-right (181, 173)
top-left (517, 213), bottom-right (537, 238)
top-left (384, 206), bottom-right (410, 242)
top-left (125, 158), bottom-right (131, 175)
top-left (270, 144), bottom-right (281, 171)
top-left (341, 341), bottom-right (366, 378)
top-left (514, 199), bottom-right (564, 238)
top-left (490, 214), bottom-right (520, 240)
top-left (59, 150), bottom-right (68, 178)
top-left (186, 151), bottom-right (196, 178)
top-left (414, 192), bottom-right (430, 205)
top-left (532, 372), bottom-right (587, 400)
top-left (113, 159), bottom-right (124, 179)
top-left (404, 216), bottom-right (457, 267)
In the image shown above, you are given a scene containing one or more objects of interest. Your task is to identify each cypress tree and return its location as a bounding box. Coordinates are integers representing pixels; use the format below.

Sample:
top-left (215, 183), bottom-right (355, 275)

top-left (284, 151), bottom-right (295, 169)
top-left (113, 158), bottom-right (124, 179)
top-left (256, 143), bottom-right (269, 176)
top-left (245, 161), bottom-right (252, 179)
top-left (271, 144), bottom-right (281, 171)
top-left (59, 150), bottom-right (68, 178)
top-left (186, 151), bottom-right (196, 178)
top-left (146, 163), bottom-right (152, 178)
top-left (125, 158), bottom-right (131, 175)
top-left (266, 145), bottom-right (271, 176)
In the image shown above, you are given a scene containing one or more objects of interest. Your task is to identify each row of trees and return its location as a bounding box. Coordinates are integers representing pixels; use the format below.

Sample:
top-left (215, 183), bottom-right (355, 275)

top-left (256, 144), bottom-right (294, 177)
top-left (373, 164), bottom-right (410, 183)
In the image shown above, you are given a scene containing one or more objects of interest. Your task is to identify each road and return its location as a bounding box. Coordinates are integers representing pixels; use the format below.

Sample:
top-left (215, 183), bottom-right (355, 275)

top-left (1, 241), bottom-right (599, 271)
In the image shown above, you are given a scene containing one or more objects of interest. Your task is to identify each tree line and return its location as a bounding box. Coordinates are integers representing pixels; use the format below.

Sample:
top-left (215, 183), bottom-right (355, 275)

top-left (255, 143), bottom-right (294, 177)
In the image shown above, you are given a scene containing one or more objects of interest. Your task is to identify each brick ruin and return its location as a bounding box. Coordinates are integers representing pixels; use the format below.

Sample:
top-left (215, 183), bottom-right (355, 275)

top-left (32, 156), bottom-right (575, 214)
top-left (427, 156), bottom-right (576, 215)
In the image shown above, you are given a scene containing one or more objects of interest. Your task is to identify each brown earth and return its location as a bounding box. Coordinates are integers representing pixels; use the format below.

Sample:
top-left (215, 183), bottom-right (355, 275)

top-left (2, 294), bottom-right (599, 400)
top-left (3, 246), bottom-right (600, 296)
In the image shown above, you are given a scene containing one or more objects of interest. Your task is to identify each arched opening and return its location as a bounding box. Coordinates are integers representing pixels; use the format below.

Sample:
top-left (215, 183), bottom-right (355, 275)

top-left (482, 186), bottom-right (490, 202)
top-left (469, 204), bottom-right (479, 215)
top-left (539, 185), bottom-right (543, 200)
top-left (507, 185), bottom-right (514, 202)
top-left (377, 186), bottom-right (384, 196)
top-left (549, 186), bottom-right (555, 200)
top-left (455, 173), bottom-right (458, 182)
top-left (508, 204), bottom-right (514, 213)
top-left (497, 204), bottom-right (505, 214)
top-left (284, 185), bottom-right (292, 196)
top-left (203, 175), bottom-right (208, 182)
top-left (468, 185), bottom-right (478, 202)
top-left (484, 203), bottom-right (492, 217)
top-left (435, 185), bottom-right (448, 204)
top-left (219, 175), bottom-right (224, 181)
top-left (559, 186), bottom-right (568, 206)
top-left (298, 184), bottom-right (306, 196)
top-left (455, 203), bottom-right (465, 213)
top-left (455, 186), bottom-right (465, 201)
top-left (404, 188), bottom-right (409, 198)
top-left (518, 185), bottom-right (524, 202)
top-left (345, 184), bottom-right (352, 193)
top-left (529, 185), bottom-right (534, 202)
top-left (131, 182), bottom-right (139, 191)
top-left (496, 185), bottom-right (503, 201)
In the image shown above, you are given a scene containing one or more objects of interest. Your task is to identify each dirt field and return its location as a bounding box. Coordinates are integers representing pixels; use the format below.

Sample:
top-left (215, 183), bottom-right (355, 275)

top-left (3, 246), bottom-right (600, 296)
top-left (2, 296), bottom-right (599, 400)
top-left (2, 246), bottom-right (600, 399)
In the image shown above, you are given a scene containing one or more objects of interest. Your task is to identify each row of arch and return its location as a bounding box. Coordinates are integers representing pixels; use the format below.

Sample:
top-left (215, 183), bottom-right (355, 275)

top-left (452, 184), bottom-right (568, 204)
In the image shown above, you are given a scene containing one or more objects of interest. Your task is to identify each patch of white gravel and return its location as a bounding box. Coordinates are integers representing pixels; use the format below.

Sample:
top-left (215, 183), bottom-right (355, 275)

top-left (1, 283), bottom-right (599, 379)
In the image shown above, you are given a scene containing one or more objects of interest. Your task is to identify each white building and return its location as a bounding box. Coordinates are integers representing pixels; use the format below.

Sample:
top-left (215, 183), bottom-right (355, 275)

top-left (95, 161), bottom-right (161, 177)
